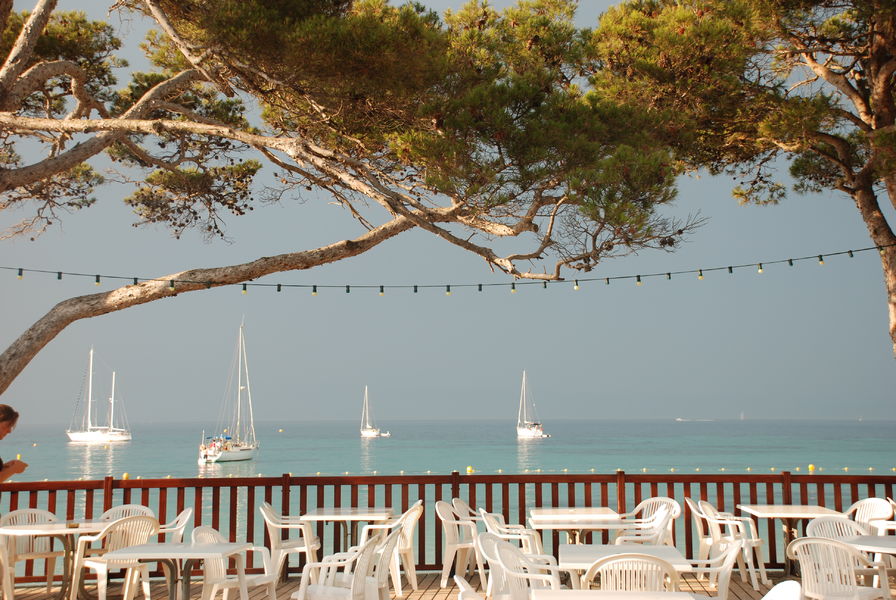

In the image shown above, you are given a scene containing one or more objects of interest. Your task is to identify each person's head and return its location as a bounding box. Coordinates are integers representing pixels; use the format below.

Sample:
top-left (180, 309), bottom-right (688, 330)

top-left (0, 405), bottom-right (19, 440)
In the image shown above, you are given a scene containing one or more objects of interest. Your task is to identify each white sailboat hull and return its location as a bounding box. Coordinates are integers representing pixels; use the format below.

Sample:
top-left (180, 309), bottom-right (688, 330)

top-left (66, 428), bottom-right (132, 443)
top-left (359, 386), bottom-right (390, 438)
top-left (198, 443), bottom-right (258, 464)
top-left (517, 371), bottom-right (549, 438)
top-left (360, 428), bottom-right (391, 438)
top-left (517, 424), bottom-right (550, 439)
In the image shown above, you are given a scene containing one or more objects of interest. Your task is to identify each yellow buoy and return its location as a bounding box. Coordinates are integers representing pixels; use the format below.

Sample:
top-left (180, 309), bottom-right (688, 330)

top-left (15, 454), bottom-right (21, 460)
top-left (122, 472), bottom-right (129, 480)
top-left (808, 464), bottom-right (816, 472)
top-left (466, 465), bottom-right (474, 474)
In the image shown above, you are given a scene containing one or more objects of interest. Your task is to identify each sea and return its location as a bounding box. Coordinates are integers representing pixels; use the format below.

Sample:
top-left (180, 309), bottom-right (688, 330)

top-left (4, 418), bottom-right (895, 482)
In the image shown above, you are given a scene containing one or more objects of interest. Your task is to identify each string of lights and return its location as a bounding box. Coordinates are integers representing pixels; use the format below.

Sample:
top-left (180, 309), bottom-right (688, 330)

top-left (2, 243), bottom-right (891, 295)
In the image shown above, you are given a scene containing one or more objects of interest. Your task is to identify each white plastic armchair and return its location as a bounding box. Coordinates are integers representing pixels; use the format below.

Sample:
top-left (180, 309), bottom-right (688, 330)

top-left (845, 498), bottom-right (893, 531)
top-left (613, 505), bottom-right (673, 545)
top-left (435, 500), bottom-right (485, 588)
top-left (100, 504), bottom-right (155, 521)
top-left (494, 540), bottom-right (562, 600)
top-left (807, 515), bottom-right (870, 538)
top-left (615, 497), bottom-right (680, 545)
top-left (479, 509), bottom-right (544, 554)
top-left (351, 501), bottom-right (423, 597)
top-left (0, 509), bottom-right (64, 593)
top-left (760, 580), bottom-right (802, 600)
top-left (291, 535), bottom-right (379, 600)
top-left (688, 540), bottom-right (743, 600)
top-left (580, 553), bottom-right (679, 592)
top-left (259, 502), bottom-right (321, 580)
top-left (192, 526), bottom-right (277, 600)
top-left (683, 497), bottom-right (713, 562)
top-left (452, 499), bottom-right (484, 524)
top-left (69, 515), bottom-right (160, 600)
top-left (159, 508), bottom-right (193, 543)
top-left (787, 537), bottom-right (891, 600)
top-left (699, 500), bottom-right (770, 591)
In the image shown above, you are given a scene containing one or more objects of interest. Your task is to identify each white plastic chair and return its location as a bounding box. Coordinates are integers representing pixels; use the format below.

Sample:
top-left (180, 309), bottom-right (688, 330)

top-left (453, 575), bottom-right (484, 600)
top-left (613, 505), bottom-right (673, 545)
top-left (69, 515), bottom-right (160, 600)
top-left (760, 580), bottom-right (802, 600)
top-left (688, 540), bottom-right (743, 600)
top-left (0, 509), bottom-right (63, 593)
top-left (259, 502), bottom-right (321, 580)
top-left (291, 535), bottom-right (379, 600)
top-left (684, 497), bottom-right (713, 561)
top-left (807, 515), bottom-right (871, 538)
top-left (391, 501), bottom-right (423, 597)
top-left (700, 500), bottom-right (770, 591)
top-left (787, 537), bottom-right (891, 600)
top-left (615, 497), bottom-right (680, 545)
top-left (845, 498), bottom-right (893, 530)
top-left (580, 552), bottom-right (679, 592)
top-left (452, 499), bottom-right (483, 524)
top-left (100, 504), bottom-right (155, 521)
top-left (494, 540), bottom-right (562, 600)
top-left (479, 509), bottom-right (544, 554)
top-left (159, 508), bottom-right (193, 543)
top-left (0, 538), bottom-right (12, 600)
top-left (475, 532), bottom-right (507, 599)
top-left (435, 500), bottom-right (485, 588)
top-left (192, 525), bottom-right (277, 600)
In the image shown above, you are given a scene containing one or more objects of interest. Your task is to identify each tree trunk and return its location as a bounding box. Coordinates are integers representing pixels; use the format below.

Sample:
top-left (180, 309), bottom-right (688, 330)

top-left (0, 216), bottom-right (414, 395)
top-left (852, 183), bottom-right (896, 355)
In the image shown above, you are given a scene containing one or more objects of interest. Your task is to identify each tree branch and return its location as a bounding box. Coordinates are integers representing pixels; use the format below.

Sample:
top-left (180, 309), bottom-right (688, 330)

top-left (0, 0), bottom-right (57, 98)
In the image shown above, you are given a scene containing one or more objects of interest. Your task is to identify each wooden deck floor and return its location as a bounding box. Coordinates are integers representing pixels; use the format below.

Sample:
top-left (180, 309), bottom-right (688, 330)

top-left (8, 570), bottom-right (824, 600)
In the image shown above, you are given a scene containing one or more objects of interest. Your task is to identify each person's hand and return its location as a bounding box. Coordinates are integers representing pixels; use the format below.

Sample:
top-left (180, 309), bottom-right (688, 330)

top-left (5, 459), bottom-right (28, 474)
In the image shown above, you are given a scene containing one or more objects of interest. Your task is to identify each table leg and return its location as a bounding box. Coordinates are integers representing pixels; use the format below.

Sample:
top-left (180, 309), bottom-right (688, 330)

top-left (234, 555), bottom-right (249, 600)
top-left (180, 559), bottom-right (195, 600)
top-left (781, 518), bottom-right (796, 577)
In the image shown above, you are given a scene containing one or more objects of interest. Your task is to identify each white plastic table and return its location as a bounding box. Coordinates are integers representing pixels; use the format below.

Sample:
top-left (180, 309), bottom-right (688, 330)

top-left (101, 541), bottom-right (252, 600)
top-left (0, 520), bottom-right (106, 600)
top-left (299, 507), bottom-right (392, 548)
top-left (737, 504), bottom-right (842, 575)
top-left (558, 543), bottom-right (692, 588)
top-left (843, 535), bottom-right (896, 555)
top-left (529, 508), bottom-right (624, 544)
top-left (532, 589), bottom-right (699, 600)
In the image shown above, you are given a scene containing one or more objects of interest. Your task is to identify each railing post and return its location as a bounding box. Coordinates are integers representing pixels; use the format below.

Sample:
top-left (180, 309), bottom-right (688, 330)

top-left (616, 469), bottom-right (626, 513)
top-left (103, 476), bottom-right (114, 512)
top-left (782, 471), bottom-right (792, 504)
top-left (451, 470), bottom-right (460, 499)
top-left (281, 473), bottom-right (291, 515)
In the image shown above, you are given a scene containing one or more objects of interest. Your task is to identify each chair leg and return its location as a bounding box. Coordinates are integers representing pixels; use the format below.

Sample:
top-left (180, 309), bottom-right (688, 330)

top-left (742, 547), bottom-right (760, 591)
top-left (45, 557), bottom-right (57, 592)
top-left (95, 566), bottom-right (109, 600)
top-left (390, 552), bottom-right (402, 598)
top-left (440, 546), bottom-right (458, 588)
top-left (752, 544), bottom-right (770, 586)
top-left (402, 549), bottom-right (418, 591)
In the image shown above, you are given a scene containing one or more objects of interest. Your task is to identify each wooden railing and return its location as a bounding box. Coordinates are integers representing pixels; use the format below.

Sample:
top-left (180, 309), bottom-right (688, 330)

top-left (3, 471), bottom-right (894, 582)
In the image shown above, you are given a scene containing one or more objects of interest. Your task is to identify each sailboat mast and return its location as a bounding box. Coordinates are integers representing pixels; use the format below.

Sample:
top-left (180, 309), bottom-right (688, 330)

top-left (518, 371), bottom-right (527, 425)
top-left (235, 325), bottom-right (243, 443)
top-left (361, 386), bottom-right (370, 428)
top-left (87, 347), bottom-right (94, 430)
top-left (240, 325), bottom-right (256, 444)
top-left (108, 371), bottom-right (115, 429)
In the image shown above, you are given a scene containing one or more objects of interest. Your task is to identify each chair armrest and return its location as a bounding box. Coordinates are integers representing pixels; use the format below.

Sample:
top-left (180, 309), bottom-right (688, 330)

top-left (247, 546), bottom-right (274, 573)
top-left (358, 521), bottom-right (399, 544)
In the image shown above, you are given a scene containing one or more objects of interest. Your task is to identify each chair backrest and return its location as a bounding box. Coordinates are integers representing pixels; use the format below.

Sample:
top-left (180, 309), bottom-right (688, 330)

top-left (452, 498), bottom-right (479, 521)
top-left (101, 504), bottom-right (155, 521)
top-left (698, 500), bottom-right (730, 543)
top-left (844, 498), bottom-right (893, 527)
top-left (806, 515), bottom-right (870, 538)
top-left (684, 497), bottom-right (708, 539)
top-left (476, 532), bottom-right (508, 597)
top-left (0, 509), bottom-right (58, 556)
top-left (582, 553), bottom-right (679, 592)
top-left (760, 580), bottom-right (802, 600)
top-left (192, 526), bottom-right (229, 581)
top-left (398, 500), bottom-right (424, 552)
top-left (454, 575), bottom-right (484, 600)
top-left (259, 502), bottom-right (286, 551)
top-left (693, 541), bottom-right (743, 600)
top-left (787, 537), bottom-right (872, 600)
top-left (633, 497), bottom-right (679, 545)
top-left (347, 536), bottom-right (381, 600)
top-left (98, 515), bottom-right (160, 553)
top-left (372, 528), bottom-right (403, 591)
top-left (494, 541), bottom-right (543, 600)
top-left (162, 508), bottom-right (193, 543)
top-left (479, 509), bottom-right (543, 554)
top-left (436, 500), bottom-right (465, 545)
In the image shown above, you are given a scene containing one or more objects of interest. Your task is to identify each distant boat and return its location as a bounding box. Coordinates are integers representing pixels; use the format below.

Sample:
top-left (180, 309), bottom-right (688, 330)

top-left (198, 323), bottom-right (259, 464)
top-left (66, 347), bottom-right (132, 443)
top-left (360, 386), bottom-right (390, 438)
top-left (517, 371), bottom-right (549, 439)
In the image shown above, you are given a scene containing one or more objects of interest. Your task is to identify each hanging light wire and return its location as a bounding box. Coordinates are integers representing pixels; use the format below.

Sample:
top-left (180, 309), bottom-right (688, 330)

top-left (2, 243), bottom-right (888, 295)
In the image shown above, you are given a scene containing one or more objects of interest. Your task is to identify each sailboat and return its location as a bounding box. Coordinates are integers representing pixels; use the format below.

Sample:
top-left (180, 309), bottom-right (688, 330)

top-left (198, 323), bottom-right (259, 464)
top-left (66, 347), bottom-right (132, 443)
top-left (360, 386), bottom-right (390, 438)
top-left (516, 370), bottom-right (549, 439)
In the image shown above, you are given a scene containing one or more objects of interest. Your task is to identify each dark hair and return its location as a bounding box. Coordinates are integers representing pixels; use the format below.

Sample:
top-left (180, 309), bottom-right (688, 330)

top-left (0, 405), bottom-right (19, 426)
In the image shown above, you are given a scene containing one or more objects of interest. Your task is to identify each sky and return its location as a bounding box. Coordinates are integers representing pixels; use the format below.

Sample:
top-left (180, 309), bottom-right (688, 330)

top-left (1, 0), bottom-right (894, 428)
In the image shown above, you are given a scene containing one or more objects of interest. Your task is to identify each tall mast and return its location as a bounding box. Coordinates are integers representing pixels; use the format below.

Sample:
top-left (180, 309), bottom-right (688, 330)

top-left (108, 371), bottom-right (116, 429)
top-left (235, 324), bottom-right (243, 443)
top-left (241, 324), bottom-right (256, 444)
top-left (518, 370), bottom-right (527, 425)
top-left (87, 347), bottom-right (94, 430)
top-left (361, 386), bottom-right (370, 428)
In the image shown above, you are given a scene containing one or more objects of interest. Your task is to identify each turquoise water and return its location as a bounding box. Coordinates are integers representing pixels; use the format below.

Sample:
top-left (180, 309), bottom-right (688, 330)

top-left (4, 419), bottom-right (895, 482)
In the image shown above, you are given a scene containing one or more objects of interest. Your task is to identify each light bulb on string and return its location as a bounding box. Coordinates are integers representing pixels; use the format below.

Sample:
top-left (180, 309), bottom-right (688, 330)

top-left (757, 263), bottom-right (764, 274)
top-left (543, 281), bottom-right (547, 289)
top-left (414, 285), bottom-right (418, 293)
top-left (697, 269), bottom-right (704, 280)
top-left (169, 280), bottom-right (175, 291)
top-left (573, 280), bottom-right (579, 291)
top-left (16, 268), bottom-right (22, 280)
top-left (345, 285), bottom-right (350, 294)
top-left (848, 250), bottom-right (854, 258)
top-left (94, 275), bottom-right (101, 286)
top-left (605, 278), bottom-right (610, 285)
top-left (666, 273), bottom-right (671, 280)
top-left (511, 282), bottom-right (517, 293)
top-left (312, 285), bottom-right (318, 296)
top-left (788, 259), bottom-right (794, 266)
top-left (636, 275), bottom-right (642, 286)
top-left (276, 284), bottom-right (282, 292)
top-left (379, 285), bottom-right (384, 296)
top-left (57, 272), bottom-right (62, 280)
top-left (445, 285), bottom-right (451, 296)
top-left (727, 266), bottom-right (733, 274)
top-left (818, 255), bottom-right (824, 265)
top-left (241, 283), bottom-right (247, 294)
